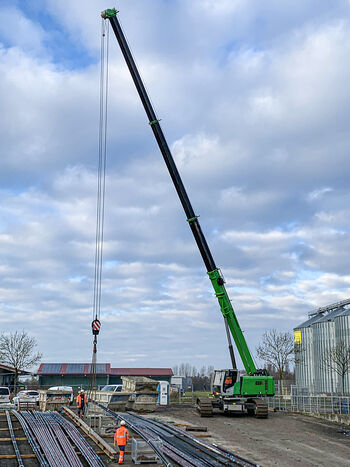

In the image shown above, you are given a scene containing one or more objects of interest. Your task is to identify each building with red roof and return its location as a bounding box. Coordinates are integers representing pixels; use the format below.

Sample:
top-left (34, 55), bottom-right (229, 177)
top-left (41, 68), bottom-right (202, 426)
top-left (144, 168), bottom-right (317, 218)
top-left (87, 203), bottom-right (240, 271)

top-left (37, 363), bottom-right (173, 388)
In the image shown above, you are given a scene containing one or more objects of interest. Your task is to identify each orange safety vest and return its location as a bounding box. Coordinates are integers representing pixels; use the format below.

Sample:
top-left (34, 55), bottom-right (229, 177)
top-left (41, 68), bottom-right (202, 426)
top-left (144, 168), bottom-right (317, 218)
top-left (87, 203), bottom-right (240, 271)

top-left (76, 393), bottom-right (87, 408)
top-left (114, 426), bottom-right (129, 446)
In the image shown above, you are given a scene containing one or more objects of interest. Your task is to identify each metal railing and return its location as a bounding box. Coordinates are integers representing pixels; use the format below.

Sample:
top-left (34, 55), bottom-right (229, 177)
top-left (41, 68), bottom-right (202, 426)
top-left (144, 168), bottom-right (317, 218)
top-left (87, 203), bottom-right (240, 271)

top-left (268, 395), bottom-right (350, 415)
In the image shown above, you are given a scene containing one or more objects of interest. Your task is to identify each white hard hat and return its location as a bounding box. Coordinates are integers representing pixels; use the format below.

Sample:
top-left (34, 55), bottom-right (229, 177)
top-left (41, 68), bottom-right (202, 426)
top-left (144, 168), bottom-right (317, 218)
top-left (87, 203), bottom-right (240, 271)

top-left (80, 389), bottom-right (84, 393)
top-left (120, 420), bottom-right (126, 426)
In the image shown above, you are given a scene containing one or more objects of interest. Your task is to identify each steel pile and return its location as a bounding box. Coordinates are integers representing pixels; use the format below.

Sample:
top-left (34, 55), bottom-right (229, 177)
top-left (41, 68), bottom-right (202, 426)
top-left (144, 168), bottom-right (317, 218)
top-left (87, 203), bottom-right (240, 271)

top-left (92, 400), bottom-right (260, 467)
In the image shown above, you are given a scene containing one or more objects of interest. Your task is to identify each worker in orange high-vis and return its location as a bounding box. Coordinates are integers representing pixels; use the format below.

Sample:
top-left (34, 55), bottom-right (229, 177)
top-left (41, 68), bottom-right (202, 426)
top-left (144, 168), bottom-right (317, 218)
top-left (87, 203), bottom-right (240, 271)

top-left (76, 389), bottom-right (88, 418)
top-left (114, 420), bottom-right (129, 464)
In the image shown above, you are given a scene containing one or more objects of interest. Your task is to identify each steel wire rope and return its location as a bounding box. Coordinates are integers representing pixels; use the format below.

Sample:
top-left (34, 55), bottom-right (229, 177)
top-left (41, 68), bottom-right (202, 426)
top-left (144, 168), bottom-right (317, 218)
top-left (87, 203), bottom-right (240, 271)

top-left (93, 18), bottom-right (109, 323)
top-left (91, 18), bottom-right (110, 392)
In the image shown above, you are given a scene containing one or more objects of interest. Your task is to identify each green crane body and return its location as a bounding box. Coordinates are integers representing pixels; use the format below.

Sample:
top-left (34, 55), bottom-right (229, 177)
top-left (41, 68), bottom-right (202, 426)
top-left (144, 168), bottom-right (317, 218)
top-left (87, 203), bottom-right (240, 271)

top-left (103, 7), bottom-right (274, 400)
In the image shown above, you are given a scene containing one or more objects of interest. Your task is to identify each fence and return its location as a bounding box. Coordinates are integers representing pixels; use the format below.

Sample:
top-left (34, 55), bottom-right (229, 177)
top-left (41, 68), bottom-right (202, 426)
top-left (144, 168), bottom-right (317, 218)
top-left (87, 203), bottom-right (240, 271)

top-left (268, 395), bottom-right (350, 415)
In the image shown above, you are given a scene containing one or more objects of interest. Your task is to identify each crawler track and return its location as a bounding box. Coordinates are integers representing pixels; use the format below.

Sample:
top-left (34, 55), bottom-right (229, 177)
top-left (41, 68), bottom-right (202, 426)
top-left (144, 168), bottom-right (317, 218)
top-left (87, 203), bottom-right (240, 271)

top-left (251, 399), bottom-right (268, 419)
top-left (92, 400), bottom-right (260, 467)
top-left (197, 397), bottom-right (213, 417)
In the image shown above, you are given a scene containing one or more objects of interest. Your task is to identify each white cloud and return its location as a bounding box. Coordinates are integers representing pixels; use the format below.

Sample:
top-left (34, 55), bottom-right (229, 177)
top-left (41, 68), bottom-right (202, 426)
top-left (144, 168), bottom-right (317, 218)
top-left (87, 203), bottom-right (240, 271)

top-left (1, 1), bottom-right (350, 370)
top-left (0, 5), bottom-right (45, 55)
top-left (307, 187), bottom-right (333, 201)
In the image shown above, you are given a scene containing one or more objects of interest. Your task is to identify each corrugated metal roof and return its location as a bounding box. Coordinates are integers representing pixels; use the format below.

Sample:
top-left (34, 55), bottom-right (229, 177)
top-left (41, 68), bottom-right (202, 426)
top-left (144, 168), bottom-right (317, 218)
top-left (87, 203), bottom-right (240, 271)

top-left (0, 364), bottom-right (30, 375)
top-left (294, 306), bottom-right (349, 329)
top-left (294, 313), bottom-right (324, 330)
top-left (37, 364), bottom-right (171, 376)
top-left (316, 307), bottom-right (345, 323)
top-left (109, 368), bottom-right (173, 376)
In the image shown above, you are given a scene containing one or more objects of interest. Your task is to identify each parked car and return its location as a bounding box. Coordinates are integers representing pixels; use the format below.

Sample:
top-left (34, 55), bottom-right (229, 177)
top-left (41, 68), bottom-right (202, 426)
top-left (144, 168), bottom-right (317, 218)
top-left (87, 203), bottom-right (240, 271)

top-left (101, 384), bottom-right (122, 392)
top-left (0, 387), bottom-right (11, 405)
top-left (13, 390), bottom-right (39, 408)
top-left (48, 386), bottom-right (74, 404)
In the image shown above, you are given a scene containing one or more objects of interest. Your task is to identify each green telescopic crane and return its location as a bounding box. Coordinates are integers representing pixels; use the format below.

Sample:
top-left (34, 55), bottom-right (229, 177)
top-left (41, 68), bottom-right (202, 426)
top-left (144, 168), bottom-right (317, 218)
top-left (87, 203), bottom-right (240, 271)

top-left (102, 8), bottom-right (274, 401)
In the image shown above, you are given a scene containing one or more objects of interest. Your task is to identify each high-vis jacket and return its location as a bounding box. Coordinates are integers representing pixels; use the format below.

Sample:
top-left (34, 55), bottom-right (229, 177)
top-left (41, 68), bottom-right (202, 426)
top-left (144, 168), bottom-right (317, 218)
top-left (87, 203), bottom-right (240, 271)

top-left (76, 393), bottom-right (87, 408)
top-left (114, 426), bottom-right (129, 446)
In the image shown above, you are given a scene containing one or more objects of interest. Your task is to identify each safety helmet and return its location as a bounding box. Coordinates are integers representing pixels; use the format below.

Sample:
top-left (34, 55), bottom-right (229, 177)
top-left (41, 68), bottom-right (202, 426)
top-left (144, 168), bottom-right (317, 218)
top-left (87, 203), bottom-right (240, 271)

top-left (120, 420), bottom-right (126, 426)
top-left (80, 389), bottom-right (84, 393)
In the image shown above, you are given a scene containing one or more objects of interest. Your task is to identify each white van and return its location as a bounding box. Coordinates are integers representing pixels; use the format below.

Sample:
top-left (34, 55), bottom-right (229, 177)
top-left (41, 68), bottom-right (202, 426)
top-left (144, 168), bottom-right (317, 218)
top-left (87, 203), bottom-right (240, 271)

top-left (0, 387), bottom-right (11, 405)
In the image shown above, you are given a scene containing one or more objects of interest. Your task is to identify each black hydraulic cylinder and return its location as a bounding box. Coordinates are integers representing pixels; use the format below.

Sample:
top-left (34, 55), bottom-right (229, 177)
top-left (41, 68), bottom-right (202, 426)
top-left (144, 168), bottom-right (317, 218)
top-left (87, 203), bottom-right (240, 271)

top-left (107, 13), bottom-right (216, 273)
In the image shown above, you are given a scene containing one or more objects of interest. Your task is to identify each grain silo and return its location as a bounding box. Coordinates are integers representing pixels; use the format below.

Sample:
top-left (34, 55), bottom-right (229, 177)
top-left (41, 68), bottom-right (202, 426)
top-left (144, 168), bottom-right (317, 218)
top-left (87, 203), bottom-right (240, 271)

top-left (294, 314), bottom-right (323, 392)
top-left (312, 307), bottom-right (344, 393)
top-left (334, 308), bottom-right (350, 393)
top-left (294, 298), bottom-right (350, 394)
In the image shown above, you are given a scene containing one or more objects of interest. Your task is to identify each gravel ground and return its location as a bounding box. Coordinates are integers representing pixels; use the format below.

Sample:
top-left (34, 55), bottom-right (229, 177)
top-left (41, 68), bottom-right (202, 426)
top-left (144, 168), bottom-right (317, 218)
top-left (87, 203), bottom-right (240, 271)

top-left (145, 405), bottom-right (350, 467)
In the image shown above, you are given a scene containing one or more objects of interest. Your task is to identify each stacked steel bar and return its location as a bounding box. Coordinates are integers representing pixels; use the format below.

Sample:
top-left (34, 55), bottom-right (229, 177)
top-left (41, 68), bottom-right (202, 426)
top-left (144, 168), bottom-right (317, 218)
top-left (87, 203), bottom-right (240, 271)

top-left (20, 410), bottom-right (105, 467)
top-left (21, 411), bottom-right (71, 467)
top-left (52, 412), bottom-right (105, 467)
top-left (12, 410), bottom-right (48, 467)
top-left (125, 414), bottom-right (230, 467)
top-left (39, 412), bottom-right (83, 467)
top-left (92, 401), bottom-right (259, 467)
top-left (6, 410), bottom-right (24, 467)
top-left (91, 402), bottom-right (172, 466)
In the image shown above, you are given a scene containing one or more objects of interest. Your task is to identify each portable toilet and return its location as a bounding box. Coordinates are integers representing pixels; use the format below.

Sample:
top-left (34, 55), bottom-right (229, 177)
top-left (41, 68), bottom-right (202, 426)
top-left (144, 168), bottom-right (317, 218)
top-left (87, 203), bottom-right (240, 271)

top-left (157, 381), bottom-right (169, 405)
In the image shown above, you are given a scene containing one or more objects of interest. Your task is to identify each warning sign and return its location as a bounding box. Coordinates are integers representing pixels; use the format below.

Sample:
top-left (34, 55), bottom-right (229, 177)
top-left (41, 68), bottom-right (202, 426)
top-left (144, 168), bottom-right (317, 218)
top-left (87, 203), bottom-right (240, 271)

top-left (294, 330), bottom-right (302, 344)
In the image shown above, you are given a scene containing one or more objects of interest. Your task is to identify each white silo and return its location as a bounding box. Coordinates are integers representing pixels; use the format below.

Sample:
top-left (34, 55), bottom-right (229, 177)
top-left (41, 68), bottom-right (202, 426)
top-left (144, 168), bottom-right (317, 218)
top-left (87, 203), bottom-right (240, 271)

top-left (334, 308), bottom-right (350, 394)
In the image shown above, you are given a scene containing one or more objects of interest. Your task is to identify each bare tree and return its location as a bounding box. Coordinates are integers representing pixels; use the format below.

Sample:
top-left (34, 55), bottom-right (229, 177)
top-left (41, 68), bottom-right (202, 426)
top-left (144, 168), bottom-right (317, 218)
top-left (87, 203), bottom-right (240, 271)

top-left (174, 363), bottom-right (214, 377)
top-left (0, 331), bottom-right (42, 393)
top-left (207, 365), bottom-right (214, 377)
top-left (320, 341), bottom-right (350, 394)
top-left (256, 329), bottom-right (294, 382)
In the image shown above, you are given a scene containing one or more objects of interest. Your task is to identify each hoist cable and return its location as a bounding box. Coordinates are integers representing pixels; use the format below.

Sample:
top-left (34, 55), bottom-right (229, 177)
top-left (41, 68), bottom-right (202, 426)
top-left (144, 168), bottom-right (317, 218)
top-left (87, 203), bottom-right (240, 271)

top-left (97, 20), bottom-right (109, 319)
top-left (90, 19), bottom-right (109, 392)
top-left (92, 19), bottom-right (109, 322)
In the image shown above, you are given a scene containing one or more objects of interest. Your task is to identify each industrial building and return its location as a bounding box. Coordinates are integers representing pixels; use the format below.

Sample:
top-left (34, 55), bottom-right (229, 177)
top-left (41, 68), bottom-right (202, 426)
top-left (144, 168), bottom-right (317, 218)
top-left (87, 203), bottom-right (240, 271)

top-left (37, 363), bottom-right (173, 388)
top-left (294, 299), bottom-right (350, 394)
top-left (0, 364), bottom-right (31, 390)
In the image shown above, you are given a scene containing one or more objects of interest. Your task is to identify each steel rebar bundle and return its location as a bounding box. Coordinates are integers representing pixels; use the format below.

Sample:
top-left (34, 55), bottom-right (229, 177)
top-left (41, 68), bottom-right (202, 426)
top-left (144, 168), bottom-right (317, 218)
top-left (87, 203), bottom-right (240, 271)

top-left (40, 412), bottom-right (83, 467)
top-left (52, 412), bottom-right (105, 467)
top-left (20, 410), bottom-right (105, 467)
top-left (91, 402), bottom-right (172, 466)
top-left (12, 410), bottom-right (48, 467)
top-left (6, 410), bottom-right (24, 467)
top-left (91, 401), bottom-right (259, 467)
top-left (21, 411), bottom-right (71, 467)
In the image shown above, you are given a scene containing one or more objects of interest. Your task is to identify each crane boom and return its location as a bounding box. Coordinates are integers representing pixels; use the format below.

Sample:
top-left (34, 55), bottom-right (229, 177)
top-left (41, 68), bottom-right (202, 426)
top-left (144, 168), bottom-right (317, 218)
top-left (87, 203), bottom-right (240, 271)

top-left (102, 8), bottom-right (258, 375)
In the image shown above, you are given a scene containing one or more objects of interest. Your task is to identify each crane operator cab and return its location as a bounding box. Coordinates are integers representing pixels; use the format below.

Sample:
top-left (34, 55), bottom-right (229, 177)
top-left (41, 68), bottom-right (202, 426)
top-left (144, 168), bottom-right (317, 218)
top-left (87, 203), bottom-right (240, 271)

top-left (211, 369), bottom-right (238, 396)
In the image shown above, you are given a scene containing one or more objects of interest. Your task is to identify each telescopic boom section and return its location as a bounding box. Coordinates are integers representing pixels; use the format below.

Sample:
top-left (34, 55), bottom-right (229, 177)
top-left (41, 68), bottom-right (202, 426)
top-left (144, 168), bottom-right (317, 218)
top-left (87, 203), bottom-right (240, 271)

top-left (102, 8), bottom-right (257, 375)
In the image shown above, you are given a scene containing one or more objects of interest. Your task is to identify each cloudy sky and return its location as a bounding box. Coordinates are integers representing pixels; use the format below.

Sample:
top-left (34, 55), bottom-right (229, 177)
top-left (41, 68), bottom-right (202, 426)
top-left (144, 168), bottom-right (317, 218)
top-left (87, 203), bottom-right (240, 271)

top-left (1, 0), bottom-right (350, 371)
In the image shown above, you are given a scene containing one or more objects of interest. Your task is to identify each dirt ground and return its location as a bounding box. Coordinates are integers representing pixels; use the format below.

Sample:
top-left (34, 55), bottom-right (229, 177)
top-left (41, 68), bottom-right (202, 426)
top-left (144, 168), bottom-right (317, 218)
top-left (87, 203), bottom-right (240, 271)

top-left (144, 405), bottom-right (350, 467)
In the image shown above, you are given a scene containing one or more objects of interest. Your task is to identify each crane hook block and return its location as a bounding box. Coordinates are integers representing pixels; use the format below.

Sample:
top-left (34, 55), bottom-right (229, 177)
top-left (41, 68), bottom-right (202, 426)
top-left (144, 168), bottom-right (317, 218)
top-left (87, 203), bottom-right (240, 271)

top-left (92, 319), bottom-right (101, 336)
